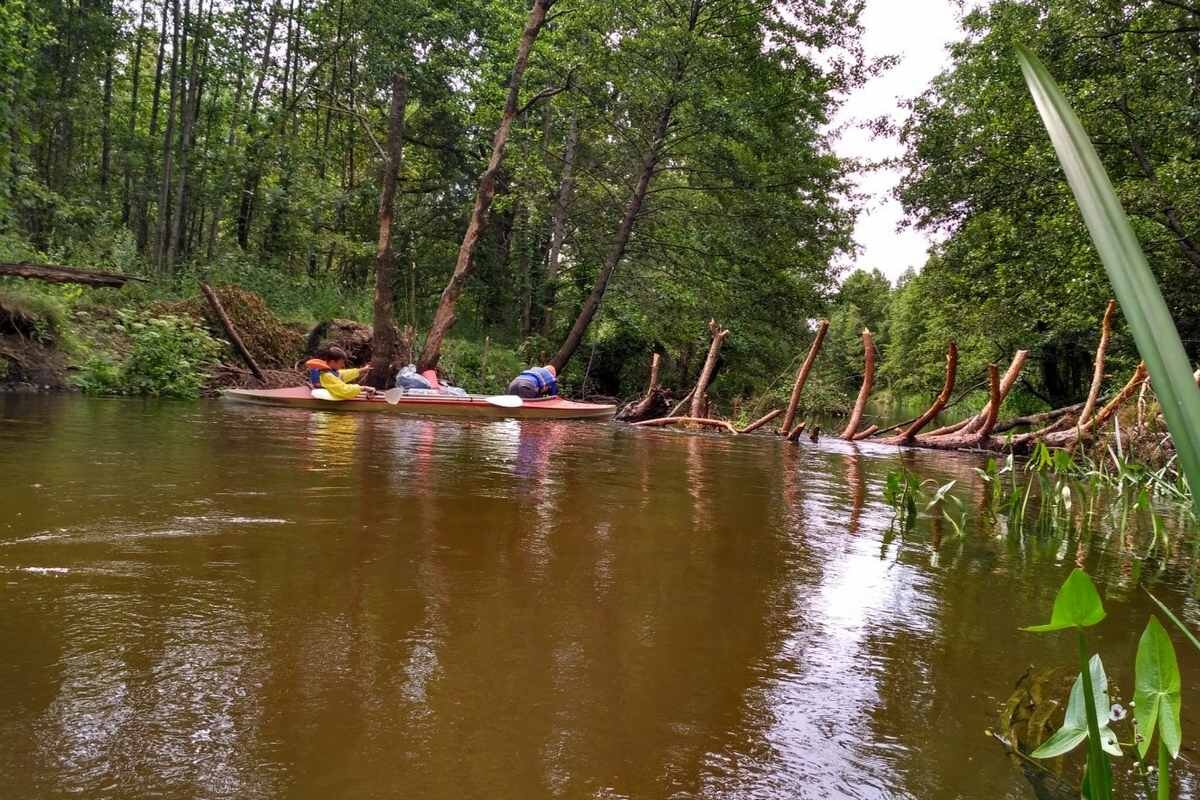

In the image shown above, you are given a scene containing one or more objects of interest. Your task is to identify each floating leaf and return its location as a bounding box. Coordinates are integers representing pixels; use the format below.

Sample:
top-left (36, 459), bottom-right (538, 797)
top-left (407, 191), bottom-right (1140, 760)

top-left (1134, 616), bottom-right (1182, 759)
top-left (1023, 568), bottom-right (1106, 632)
top-left (1016, 45), bottom-right (1200, 514)
top-left (1032, 655), bottom-right (1123, 759)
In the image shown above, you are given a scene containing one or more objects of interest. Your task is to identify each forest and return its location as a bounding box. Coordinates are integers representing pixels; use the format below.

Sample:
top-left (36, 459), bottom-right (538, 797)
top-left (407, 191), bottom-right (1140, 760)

top-left (1, 0), bottom-right (1198, 418)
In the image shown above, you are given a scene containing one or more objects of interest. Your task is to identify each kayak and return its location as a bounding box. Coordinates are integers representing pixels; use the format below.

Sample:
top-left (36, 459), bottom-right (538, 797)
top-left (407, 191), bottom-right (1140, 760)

top-left (220, 386), bottom-right (615, 420)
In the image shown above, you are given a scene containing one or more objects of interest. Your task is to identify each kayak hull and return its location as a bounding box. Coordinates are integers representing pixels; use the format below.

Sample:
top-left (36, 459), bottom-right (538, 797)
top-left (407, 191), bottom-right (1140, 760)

top-left (220, 386), bottom-right (615, 420)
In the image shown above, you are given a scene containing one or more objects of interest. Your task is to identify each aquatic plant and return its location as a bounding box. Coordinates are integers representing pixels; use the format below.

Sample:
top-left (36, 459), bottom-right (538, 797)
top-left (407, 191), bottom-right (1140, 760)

top-left (1021, 569), bottom-right (1184, 800)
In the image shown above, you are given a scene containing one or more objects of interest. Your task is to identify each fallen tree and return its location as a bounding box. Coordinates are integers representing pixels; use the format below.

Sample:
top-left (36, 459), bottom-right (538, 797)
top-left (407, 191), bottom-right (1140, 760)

top-left (616, 352), bottom-right (671, 422)
top-left (778, 319), bottom-right (828, 435)
top-left (0, 261), bottom-right (148, 287)
top-left (884, 341), bottom-right (957, 445)
top-left (839, 328), bottom-right (875, 440)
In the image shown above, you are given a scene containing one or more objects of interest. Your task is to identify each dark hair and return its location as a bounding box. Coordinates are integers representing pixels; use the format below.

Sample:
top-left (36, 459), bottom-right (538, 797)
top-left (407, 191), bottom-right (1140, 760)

top-left (319, 345), bottom-right (349, 362)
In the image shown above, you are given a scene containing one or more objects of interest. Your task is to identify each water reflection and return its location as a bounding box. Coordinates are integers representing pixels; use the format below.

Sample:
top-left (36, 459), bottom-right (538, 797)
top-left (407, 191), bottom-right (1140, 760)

top-left (0, 395), bottom-right (1197, 799)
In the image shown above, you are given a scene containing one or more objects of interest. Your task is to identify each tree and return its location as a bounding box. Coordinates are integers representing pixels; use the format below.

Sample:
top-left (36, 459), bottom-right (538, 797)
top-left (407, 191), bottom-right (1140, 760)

top-left (416, 0), bottom-right (559, 371)
top-left (896, 0), bottom-right (1200, 403)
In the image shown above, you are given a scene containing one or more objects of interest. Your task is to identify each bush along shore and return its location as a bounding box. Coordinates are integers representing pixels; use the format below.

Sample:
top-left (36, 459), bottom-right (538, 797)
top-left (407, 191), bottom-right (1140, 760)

top-left (0, 269), bottom-right (528, 400)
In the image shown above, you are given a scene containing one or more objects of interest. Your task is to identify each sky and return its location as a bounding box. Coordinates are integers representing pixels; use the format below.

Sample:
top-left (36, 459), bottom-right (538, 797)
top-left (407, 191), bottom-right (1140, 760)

top-left (830, 0), bottom-right (968, 283)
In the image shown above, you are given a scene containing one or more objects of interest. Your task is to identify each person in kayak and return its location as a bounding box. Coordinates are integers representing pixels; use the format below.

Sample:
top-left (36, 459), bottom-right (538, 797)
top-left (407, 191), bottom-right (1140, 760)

top-left (304, 346), bottom-right (378, 399)
top-left (507, 364), bottom-right (558, 399)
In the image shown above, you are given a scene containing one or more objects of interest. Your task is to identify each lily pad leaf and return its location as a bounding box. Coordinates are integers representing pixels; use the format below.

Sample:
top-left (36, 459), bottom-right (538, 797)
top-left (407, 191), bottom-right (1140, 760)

top-left (1023, 568), bottom-right (1105, 632)
top-left (1031, 655), bottom-right (1122, 759)
top-left (1134, 616), bottom-right (1182, 759)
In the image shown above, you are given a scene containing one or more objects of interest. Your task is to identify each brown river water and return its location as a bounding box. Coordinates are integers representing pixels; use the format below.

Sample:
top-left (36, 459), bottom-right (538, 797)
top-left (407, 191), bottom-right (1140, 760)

top-left (1, 394), bottom-right (1198, 799)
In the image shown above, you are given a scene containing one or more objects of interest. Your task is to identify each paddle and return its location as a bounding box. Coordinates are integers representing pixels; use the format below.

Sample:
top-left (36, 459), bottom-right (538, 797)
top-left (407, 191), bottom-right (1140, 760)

top-left (381, 388), bottom-right (524, 409)
top-left (485, 395), bottom-right (524, 408)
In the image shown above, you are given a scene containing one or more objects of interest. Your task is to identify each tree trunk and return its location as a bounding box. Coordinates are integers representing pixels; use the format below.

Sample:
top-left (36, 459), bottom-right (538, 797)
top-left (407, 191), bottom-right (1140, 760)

top-left (779, 319), bottom-right (829, 435)
top-left (550, 105), bottom-right (675, 372)
top-left (540, 111), bottom-right (577, 336)
top-left (616, 352), bottom-right (667, 422)
top-left (960, 350), bottom-right (1028, 434)
top-left (549, 1), bottom-right (705, 371)
top-left (100, 34), bottom-right (115, 194)
top-left (167, 0), bottom-right (204, 273)
top-left (690, 320), bottom-right (729, 419)
top-left (154, 0), bottom-right (183, 271)
top-left (367, 72), bottom-right (408, 390)
top-left (839, 329), bottom-right (876, 439)
top-left (416, 0), bottom-right (555, 372)
top-left (912, 365), bottom-right (1001, 450)
top-left (236, 0), bottom-right (281, 250)
top-left (122, 0), bottom-right (150, 224)
top-left (137, 0), bottom-right (171, 253)
top-left (201, 283), bottom-right (265, 382)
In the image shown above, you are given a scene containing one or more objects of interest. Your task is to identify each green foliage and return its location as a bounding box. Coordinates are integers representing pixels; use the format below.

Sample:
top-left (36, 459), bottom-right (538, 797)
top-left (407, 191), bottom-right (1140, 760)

top-left (897, 0), bottom-right (1200, 406)
top-left (438, 337), bottom-right (525, 396)
top-left (1022, 568), bottom-right (1106, 632)
top-left (77, 311), bottom-right (222, 399)
top-left (0, 287), bottom-right (71, 346)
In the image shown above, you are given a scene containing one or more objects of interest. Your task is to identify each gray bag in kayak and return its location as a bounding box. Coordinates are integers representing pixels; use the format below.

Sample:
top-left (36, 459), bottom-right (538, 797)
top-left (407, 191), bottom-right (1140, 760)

top-left (395, 364), bottom-right (433, 391)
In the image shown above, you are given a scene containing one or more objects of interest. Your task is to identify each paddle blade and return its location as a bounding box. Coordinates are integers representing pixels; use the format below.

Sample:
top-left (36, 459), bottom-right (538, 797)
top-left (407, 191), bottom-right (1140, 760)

top-left (485, 395), bottom-right (524, 408)
top-left (382, 388), bottom-right (405, 405)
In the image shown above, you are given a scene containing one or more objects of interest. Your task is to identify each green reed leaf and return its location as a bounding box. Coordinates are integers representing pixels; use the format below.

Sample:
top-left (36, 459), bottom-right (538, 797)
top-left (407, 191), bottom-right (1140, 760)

top-left (1145, 589), bottom-right (1200, 655)
top-left (1016, 44), bottom-right (1200, 514)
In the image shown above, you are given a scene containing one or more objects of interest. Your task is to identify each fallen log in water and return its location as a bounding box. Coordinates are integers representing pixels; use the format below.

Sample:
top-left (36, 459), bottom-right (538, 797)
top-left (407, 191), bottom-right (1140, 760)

top-left (884, 341), bottom-right (957, 445)
top-left (840, 328), bottom-right (875, 439)
top-left (632, 416), bottom-right (739, 435)
top-left (691, 320), bottom-right (729, 419)
top-left (779, 320), bottom-right (828, 435)
top-left (740, 409), bottom-right (781, 434)
top-left (616, 352), bottom-right (672, 422)
top-left (912, 365), bottom-right (1001, 450)
top-left (992, 402), bottom-right (1085, 434)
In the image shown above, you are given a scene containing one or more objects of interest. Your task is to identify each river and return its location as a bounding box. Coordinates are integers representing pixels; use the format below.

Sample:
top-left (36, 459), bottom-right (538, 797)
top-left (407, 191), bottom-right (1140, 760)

top-left (1, 395), bottom-right (1197, 799)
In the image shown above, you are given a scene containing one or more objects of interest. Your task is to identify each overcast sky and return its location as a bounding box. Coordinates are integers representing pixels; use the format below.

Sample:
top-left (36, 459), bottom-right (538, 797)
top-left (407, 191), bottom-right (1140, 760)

top-left (830, 0), bottom-right (968, 283)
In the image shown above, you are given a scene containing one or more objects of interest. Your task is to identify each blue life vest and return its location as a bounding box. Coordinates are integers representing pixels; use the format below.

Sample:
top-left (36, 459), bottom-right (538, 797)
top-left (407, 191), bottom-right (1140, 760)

top-left (309, 368), bottom-right (341, 388)
top-left (517, 366), bottom-right (557, 396)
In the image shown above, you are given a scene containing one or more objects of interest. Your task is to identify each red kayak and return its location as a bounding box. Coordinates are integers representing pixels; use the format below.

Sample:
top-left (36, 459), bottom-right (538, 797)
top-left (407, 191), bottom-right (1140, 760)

top-left (220, 386), bottom-right (615, 420)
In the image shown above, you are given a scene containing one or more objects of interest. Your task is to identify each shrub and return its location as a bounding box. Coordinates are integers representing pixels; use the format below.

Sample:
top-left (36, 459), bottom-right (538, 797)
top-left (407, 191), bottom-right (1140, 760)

top-left (77, 310), bottom-right (222, 399)
top-left (0, 287), bottom-right (71, 346)
top-left (439, 337), bottom-right (525, 395)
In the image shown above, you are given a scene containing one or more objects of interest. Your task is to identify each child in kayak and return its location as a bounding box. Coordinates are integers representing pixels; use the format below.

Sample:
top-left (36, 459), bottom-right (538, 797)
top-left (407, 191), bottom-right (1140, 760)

top-left (507, 364), bottom-right (558, 399)
top-left (304, 346), bottom-right (378, 400)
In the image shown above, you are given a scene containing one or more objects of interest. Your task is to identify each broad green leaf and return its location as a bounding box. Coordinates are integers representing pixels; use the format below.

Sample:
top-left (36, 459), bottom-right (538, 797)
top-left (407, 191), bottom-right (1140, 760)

top-left (1032, 655), bottom-right (1122, 759)
top-left (1023, 568), bottom-right (1106, 632)
top-left (1135, 616), bottom-right (1182, 758)
top-left (1016, 45), bottom-right (1200, 514)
